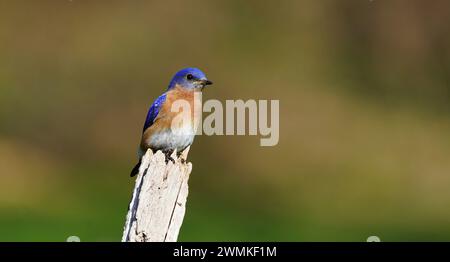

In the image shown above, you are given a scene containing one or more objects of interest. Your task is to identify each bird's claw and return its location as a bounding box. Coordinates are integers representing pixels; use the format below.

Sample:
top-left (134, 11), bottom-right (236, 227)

top-left (163, 151), bottom-right (175, 164)
top-left (166, 156), bottom-right (175, 164)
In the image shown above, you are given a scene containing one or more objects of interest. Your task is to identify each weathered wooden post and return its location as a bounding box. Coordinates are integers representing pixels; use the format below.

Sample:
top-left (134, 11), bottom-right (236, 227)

top-left (122, 147), bottom-right (192, 242)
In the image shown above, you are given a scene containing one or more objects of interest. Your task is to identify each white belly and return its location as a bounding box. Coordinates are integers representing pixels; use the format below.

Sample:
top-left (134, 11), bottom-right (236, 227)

top-left (148, 125), bottom-right (195, 153)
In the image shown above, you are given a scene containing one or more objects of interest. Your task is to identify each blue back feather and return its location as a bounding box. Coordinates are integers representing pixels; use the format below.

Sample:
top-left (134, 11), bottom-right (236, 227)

top-left (143, 93), bottom-right (167, 132)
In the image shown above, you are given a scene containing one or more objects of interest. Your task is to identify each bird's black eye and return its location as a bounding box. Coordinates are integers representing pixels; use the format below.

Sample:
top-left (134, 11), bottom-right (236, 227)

top-left (186, 74), bottom-right (194, 80)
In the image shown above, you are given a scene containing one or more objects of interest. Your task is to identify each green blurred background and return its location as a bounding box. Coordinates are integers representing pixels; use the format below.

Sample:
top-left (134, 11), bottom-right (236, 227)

top-left (1, 0), bottom-right (449, 241)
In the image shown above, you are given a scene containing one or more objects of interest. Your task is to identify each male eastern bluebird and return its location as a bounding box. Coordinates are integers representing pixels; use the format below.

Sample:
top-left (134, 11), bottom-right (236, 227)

top-left (130, 68), bottom-right (213, 177)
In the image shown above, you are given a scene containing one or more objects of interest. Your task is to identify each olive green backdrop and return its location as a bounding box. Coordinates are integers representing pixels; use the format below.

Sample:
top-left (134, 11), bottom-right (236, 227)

top-left (0, 0), bottom-right (449, 241)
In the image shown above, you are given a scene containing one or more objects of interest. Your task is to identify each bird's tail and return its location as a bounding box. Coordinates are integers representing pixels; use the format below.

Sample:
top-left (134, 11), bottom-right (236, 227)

top-left (130, 159), bottom-right (141, 177)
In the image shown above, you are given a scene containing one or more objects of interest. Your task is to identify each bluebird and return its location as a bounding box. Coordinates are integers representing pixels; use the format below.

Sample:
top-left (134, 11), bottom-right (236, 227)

top-left (130, 68), bottom-right (213, 177)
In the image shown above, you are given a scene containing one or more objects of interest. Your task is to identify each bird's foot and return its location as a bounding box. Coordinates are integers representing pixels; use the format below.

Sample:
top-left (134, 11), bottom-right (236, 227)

top-left (165, 156), bottom-right (175, 164)
top-left (163, 151), bottom-right (175, 164)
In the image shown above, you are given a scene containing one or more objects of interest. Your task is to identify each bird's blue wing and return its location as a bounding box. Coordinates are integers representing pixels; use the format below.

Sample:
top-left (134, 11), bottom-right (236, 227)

top-left (143, 93), bottom-right (167, 132)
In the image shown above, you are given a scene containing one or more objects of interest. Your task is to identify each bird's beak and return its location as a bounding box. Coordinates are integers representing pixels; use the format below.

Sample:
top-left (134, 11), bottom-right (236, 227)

top-left (201, 79), bottom-right (213, 86)
top-left (198, 79), bottom-right (213, 90)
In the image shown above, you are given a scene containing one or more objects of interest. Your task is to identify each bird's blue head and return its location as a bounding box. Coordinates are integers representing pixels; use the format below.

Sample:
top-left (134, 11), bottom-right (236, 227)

top-left (167, 67), bottom-right (213, 90)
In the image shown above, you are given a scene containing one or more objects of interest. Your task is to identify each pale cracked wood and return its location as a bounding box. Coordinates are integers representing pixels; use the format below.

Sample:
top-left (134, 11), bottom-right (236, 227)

top-left (122, 147), bottom-right (192, 242)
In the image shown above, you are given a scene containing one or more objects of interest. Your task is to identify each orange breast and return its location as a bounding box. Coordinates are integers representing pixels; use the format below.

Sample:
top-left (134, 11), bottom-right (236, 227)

top-left (140, 85), bottom-right (202, 152)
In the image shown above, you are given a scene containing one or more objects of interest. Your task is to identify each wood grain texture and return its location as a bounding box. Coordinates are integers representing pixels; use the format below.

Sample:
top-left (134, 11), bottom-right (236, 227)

top-left (122, 147), bottom-right (192, 242)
